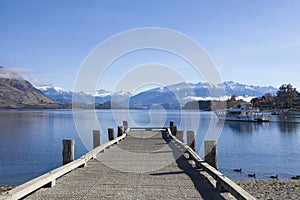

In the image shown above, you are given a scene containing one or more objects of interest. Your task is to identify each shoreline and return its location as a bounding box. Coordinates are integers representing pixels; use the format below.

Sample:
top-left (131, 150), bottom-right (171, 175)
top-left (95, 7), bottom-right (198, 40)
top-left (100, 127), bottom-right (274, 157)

top-left (236, 180), bottom-right (300, 200)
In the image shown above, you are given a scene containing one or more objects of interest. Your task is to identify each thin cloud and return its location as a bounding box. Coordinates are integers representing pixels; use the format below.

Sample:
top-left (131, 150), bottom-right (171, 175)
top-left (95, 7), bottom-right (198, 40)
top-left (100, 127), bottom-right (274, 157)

top-left (21, 75), bottom-right (52, 87)
top-left (5, 67), bottom-right (39, 73)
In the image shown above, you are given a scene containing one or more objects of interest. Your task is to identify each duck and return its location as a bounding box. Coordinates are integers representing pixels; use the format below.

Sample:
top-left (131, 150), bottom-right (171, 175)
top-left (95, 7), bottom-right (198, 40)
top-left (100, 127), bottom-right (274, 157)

top-left (234, 168), bottom-right (242, 172)
top-left (291, 175), bottom-right (300, 180)
top-left (248, 173), bottom-right (256, 178)
top-left (269, 175), bottom-right (278, 179)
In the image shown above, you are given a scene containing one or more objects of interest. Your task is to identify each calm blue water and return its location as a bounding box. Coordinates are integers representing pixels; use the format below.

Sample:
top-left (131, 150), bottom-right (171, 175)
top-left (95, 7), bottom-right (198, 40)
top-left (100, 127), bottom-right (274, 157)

top-left (0, 110), bottom-right (299, 185)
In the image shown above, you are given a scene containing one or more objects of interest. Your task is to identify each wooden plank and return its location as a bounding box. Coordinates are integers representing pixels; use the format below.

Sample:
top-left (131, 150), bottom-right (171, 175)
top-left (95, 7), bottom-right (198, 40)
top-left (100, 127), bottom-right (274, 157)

top-left (1, 159), bottom-right (85, 200)
top-left (167, 128), bottom-right (256, 200)
top-left (130, 127), bottom-right (167, 130)
top-left (0, 132), bottom-right (128, 200)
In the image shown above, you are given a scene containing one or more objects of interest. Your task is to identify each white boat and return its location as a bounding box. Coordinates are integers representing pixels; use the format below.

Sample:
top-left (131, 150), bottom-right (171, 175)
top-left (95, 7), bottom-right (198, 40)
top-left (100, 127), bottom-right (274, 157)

top-left (216, 103), bottom-right (269, 122)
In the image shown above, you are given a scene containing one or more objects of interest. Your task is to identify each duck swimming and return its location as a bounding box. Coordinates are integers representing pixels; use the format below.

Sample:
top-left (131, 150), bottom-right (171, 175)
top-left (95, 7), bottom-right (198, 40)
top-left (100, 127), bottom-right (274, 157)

top-left (269, 175), bottom-right (278, 179)
top-left (234, 168), bottom-right (242, 172)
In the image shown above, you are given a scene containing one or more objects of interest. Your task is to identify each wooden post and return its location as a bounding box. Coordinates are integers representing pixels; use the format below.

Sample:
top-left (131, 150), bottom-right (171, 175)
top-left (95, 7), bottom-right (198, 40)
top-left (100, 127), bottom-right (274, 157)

top-left (169, 120), bottom-right (174, 127)
top-left (93, 130), bottom-right (101, 149)
top-left (216, 181), bottom-right (227, 193)
top-left (177, 130), bottom-right (184, 143)
top-left (204, 140), bottom-right (218, 170)
top-left (123, 121), bottom-right (128, 129)
top-left (62, 139), bottom-right (74, 165)
top-left (170, 126), bottom-right (177, 136)
top-left (117, 126), bottom-right (124, 137)
top-left (187, 131), bottom-right (195, 151)
top-left (108, 128), bottom-right (115, 141)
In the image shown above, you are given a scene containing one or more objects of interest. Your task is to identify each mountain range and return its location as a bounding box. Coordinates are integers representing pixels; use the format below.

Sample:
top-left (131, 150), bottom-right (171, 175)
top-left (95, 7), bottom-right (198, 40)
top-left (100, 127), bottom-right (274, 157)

top-left (37, 81), bottom-right (278, 109)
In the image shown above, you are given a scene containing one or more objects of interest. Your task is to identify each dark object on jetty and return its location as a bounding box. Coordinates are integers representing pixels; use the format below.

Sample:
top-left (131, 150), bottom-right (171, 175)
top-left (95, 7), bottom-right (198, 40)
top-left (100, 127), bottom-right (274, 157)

top-left (234, 168), bottom-right (242, 172)
top-left (269, 175), bottom-right (278, 179)
top-left (248, 173), bottom-right (256, 178)
top-left (169, 121), bottom-right (174, 127)
top-left (108, 128), bottom-right (115, 141)
top-left (62, 139), bottom-right (75, 165)
top-left (117, 126), bottom-right (124, 137)
top-left (291, 175), bottom-right (300, 180)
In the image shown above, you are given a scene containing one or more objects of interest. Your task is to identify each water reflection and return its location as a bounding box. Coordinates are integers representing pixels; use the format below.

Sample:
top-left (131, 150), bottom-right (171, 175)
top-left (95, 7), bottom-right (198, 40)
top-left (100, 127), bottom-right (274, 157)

top-left (277, 115), bottom-right (299, 133)
top-left (224, 121), bottom-right (270, 134)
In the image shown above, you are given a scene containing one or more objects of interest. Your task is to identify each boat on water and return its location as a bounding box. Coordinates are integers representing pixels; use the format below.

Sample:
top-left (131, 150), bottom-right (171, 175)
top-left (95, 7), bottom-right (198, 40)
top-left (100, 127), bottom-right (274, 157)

top-left (216, 103), bottom-right (270, 122)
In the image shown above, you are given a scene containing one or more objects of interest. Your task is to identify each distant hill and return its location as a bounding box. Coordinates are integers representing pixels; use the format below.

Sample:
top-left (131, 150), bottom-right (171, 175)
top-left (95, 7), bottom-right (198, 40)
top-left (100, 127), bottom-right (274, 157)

top-left (0, 71), bottom-right (59, 109)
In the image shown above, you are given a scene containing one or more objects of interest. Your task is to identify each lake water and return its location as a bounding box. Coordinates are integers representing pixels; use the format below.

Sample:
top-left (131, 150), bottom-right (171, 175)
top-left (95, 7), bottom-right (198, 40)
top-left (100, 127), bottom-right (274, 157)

top-left (0, 109), bottom-right (299, 185)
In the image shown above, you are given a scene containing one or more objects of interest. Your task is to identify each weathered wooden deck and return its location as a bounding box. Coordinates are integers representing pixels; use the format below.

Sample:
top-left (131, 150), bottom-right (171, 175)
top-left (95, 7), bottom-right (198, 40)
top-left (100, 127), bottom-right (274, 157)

top-left (23, 130), bottom-right (235, 200)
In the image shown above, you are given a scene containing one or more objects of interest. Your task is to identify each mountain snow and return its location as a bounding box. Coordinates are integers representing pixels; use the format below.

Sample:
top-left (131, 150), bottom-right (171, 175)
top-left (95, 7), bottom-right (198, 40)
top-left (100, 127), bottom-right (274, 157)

top-left (36, 81), bottom-right (278, 106)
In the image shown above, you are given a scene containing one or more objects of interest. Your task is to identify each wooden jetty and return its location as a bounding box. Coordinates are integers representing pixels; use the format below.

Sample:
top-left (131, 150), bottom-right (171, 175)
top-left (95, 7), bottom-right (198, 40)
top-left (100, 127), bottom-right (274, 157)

top-left (0, 122), bottom-right (256, 200)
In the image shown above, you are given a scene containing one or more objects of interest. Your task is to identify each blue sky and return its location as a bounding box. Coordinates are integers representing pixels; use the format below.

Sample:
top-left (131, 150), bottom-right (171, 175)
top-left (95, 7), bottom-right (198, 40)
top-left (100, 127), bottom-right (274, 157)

top-left (1, 0), bottom-right (300, 92)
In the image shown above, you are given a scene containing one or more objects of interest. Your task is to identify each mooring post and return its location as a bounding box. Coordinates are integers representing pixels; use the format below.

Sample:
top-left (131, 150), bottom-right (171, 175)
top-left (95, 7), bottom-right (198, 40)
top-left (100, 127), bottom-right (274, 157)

top-left (169, 120), bottom-right (174, 127)
top-left (187, 131), bottom-right (196, 151)
top-left (93, 130), bottom-right (101, 149)
top-left (123, 121), bottom-right (128, 130)
top-left (204, 140), bottom-right (218, 170)
top-left (169, 121), bottom-right (177, 136)
top-left (117, 126), bottom-right (124, 137)
top-left (108, 128), bottom-right (115, 141)
top-left (62, 139), bottom-right (74, 165)
top-left (177, 130), bottom-right (184, 143)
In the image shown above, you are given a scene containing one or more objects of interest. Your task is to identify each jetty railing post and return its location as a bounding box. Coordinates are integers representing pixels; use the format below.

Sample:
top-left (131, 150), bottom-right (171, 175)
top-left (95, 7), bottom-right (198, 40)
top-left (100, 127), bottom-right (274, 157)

top-left (177, 130), bottom-right (184, 143)
top-left (169, 120), bottom-right (177, 136)
top-left (187, 131), bottom-right (195, 151)
top-left (169, 120), bottom-right (174, 127)
top-left (186, 131), bottom-right (196, 161)
top-left (204, 140), bottom-right (218, 170)
top-left (118, 126), bottom-right (124, 137)
top-left (108, 128), bottom-right (115, 141)
top-left (93, 130), bottom-right (101, 149)
top-left (123, 121), bottom-right (128, 130)
top-left (62, 139), bottom-right (74, 165)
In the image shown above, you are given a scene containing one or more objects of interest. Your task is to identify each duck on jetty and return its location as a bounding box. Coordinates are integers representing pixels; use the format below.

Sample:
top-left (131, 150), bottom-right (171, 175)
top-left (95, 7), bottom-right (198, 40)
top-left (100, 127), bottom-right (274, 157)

top-left (291, 175), bottom-right (300, 180)
top-left (234, 168), bottom-right (242, 172)
top-left (269, 175), bottom-right (278, 179)
top-left (248, 173), bottom-right (256, 178)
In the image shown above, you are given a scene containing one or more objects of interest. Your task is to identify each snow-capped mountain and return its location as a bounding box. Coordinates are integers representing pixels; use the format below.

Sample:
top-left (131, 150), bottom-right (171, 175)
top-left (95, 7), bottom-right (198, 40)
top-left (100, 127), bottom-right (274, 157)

top-left (93, 89), bottom-right (114, 97)
top-left (221, 81), bottom-right (277, 97)
top-left (37, 81), bottom-right (277, 107)
top-left (37, 86), bottom-right (132, 105)
top-left (127, 81), bottom-right (277, 108)
top-left (37, 86), bottom-right (73, 104)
